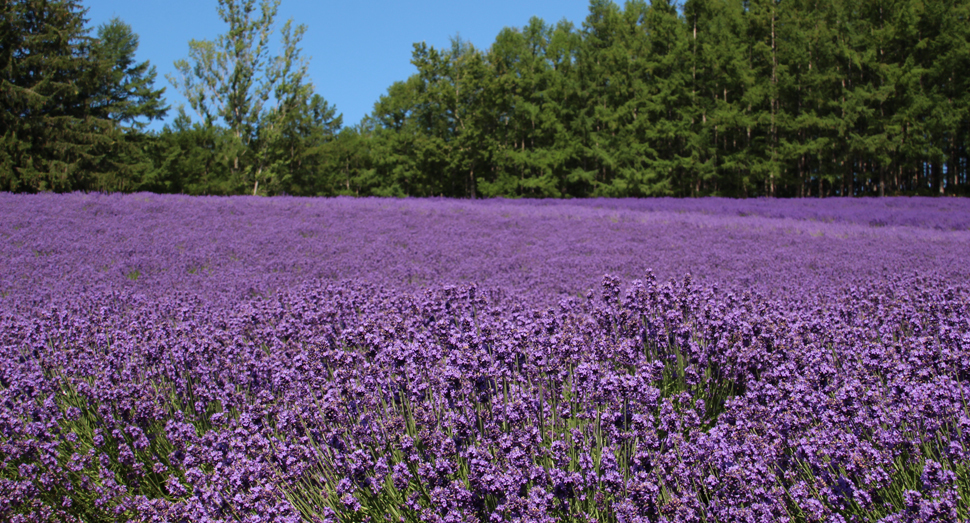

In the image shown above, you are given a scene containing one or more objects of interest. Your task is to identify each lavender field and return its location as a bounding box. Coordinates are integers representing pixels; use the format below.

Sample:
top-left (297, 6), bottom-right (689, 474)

top-left (1, 194), bottom-right (969, 522)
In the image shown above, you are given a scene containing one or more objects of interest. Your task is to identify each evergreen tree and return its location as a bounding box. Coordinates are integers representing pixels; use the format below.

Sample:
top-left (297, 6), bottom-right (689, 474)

top-left (341, 0), bottom-right (970, 198)
top-left (369, 76), bottom-right (432, 196)
top-left (918, 0), bottom-right (969, 194)
top-left (91, 18), bottom-right (168, 129)
top-left (150, 109), bottom-right (239, 195)
top-left (88, 17), bottom-right (169, 192)
top-left (0, 1), bottom-right (169, 193)
top-left (574, 0), bottom-right (624, 194)
top-left (744, 0), bottom-right (784, 196)
top-left (682, 0), bottom-right (718, 195)
top-left (389, 38), bottom-right (489, 198)
top-left (543, 20), bottom-right (586, 196)
top-left (484, 18), bottom-right (564, 197)
top-left (777, 0), bottom-right (841, 196)
top-left (270, 93), bottom-right (342, 195)
top-left (638, 0), bottom-right (690, 196)
top-left (1, 0), bottom-right (114, 191)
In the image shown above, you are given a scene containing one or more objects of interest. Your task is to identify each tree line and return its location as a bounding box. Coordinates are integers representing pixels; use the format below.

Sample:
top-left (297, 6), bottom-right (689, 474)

top-left (3, 0), bottom-right (969, 197)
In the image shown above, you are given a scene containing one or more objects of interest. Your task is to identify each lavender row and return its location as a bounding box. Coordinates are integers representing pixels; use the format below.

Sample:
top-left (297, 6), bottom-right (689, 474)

top-left (3, 194), bottom-right (969, 306)
top-left (1, 194), bottom-right (969, 522)
top-left (567, 197), bottom-right (970, 231)
top-left (1, 274), bottom-right (968, 521)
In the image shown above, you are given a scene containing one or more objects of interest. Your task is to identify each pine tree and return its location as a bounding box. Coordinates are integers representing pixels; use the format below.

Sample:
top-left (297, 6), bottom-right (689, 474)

top-left (920, 0), bottom-right (970, 194)
top-left (638, 0), bottom-right (690, 196)
top-left (682, 0), bottom-right (718, 195)
top-left (484, 18), bottom-right (565, 197)
top-left (91, 18), bottom-right (168, 129)
top-left (269, 93), bottom-right (342, 195)
top-left (478, 26), bottom-right (522, 196)
top-left (351, 0), bottom-right (970, 197)
top-left (369, 76), bottom-right (429, 196)
top-left (150, 108), bottom-right (239, 195)
top-left (575, 0), bottom-right (626, 195)
top-left (401, 37), bottom-right (489, 198)
top-left (700, 0), bottom-right (753, 196)
top-left (745, 0), bottom-right (784, 196)
top-left (544, 20), bottom-right (585, 197)
top-left (87, 17), bottom-right (169, 192)
top-left (777, 0), bottom-right (841, 196)
top-left (1, 0), bottom-right (115, 191)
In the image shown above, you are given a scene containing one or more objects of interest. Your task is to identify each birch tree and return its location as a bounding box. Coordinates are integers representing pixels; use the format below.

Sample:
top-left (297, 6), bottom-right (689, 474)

top-left (168, 0), bottom-right (324, 195)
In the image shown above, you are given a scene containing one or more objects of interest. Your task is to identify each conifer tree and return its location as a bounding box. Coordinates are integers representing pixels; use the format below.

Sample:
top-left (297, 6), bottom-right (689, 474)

top-left (1, 0), bottom-right (113, 191)
top-left (778, 0), bottom-right (840, 196)
top-left (682, 0), bottom-right (718, 195)
top-left (915, 0), bottom-right (969, 194)
top-left (575, 0), bottom-right (625, 194)
top-left (151, 109), bottom-right (239, 195)
top-left (91, 18), bottom-right (168, 129)
top-left (543, 20), bottom-right (585, 196)
top-left (403, 38), bottom-right (489, 198)
top-left (88, 18), bottom-right (169, 191)
top-left (1, 1), bottom-right (168, 192)
top-left (485, 18), bottom-right (564, 196)
top-left (745, 0), bottom-right (784, 196)
top-left (639, 0), bottom-right (690, 196)
top-left (369, 75), bottom-right (434, 196)
top-left (354, 0), bottom-right (969, 197)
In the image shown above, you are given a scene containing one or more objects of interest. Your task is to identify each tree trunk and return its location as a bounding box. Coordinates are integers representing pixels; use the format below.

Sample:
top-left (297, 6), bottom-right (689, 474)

top-left (879, 163), bottom-right (886, 197)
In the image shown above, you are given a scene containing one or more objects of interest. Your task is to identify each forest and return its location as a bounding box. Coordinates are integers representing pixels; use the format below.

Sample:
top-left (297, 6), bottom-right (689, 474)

top-left (2, 0), bottom-right (969, 198)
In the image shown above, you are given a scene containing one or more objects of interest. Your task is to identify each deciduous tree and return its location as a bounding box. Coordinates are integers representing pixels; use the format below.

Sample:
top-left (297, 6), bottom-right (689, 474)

top-left (169, 0), bottom-right (338, 195)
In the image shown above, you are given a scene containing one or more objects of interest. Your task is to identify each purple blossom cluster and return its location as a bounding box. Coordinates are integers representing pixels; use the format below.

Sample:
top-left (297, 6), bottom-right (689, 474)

top-left (565, 197), bottom-right (970, 231)
top-left (1, 194), bottom-right (969, 522)
top-left (3, 193), bottom-right (969, 304)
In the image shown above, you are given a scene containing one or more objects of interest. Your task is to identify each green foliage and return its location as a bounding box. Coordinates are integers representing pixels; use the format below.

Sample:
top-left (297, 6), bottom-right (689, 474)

top-left (0, 0), bottom-right (167, 193)
top-left (91, 18), bottom-right (168, 130)
top-left (353, 0), bottom-right (970, 198)
top-left (1, 0), bottom-right (113, 192)
top-left (149, 109), bottom-right (240, 195)
top-left (3, 0), bottom-right (968, 197)
top-left (167, 0), bottom-right (341, 195)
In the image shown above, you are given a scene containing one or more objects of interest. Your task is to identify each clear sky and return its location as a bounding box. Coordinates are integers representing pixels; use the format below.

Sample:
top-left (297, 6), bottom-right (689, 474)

top-left (83, 0), bottom-right (594, 131)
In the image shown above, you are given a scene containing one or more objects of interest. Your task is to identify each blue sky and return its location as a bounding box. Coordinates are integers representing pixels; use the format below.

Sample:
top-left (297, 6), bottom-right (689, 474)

top-left (83, 0), bottom-right (594, 131)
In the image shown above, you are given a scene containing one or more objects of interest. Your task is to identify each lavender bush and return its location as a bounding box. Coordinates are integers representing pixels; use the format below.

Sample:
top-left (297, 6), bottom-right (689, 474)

top-left (1, 194), bottom-right (968, 522)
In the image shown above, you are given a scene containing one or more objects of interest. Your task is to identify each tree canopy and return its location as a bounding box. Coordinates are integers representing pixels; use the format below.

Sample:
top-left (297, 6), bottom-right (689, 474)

top-left (2, 0), bottom-right (969, 197)
top-left (355, 0), bottom-right (969, 198)
top-left (167, 0), bottom-right (341, 195)
top-left (0, 0), bottom-right (167, 192)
